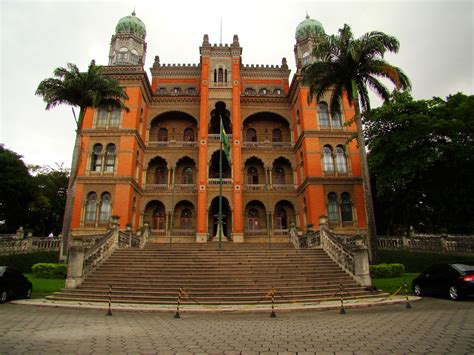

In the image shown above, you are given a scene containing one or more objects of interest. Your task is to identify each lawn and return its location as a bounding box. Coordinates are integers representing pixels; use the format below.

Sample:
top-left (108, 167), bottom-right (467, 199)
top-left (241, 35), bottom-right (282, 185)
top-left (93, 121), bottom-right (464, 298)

top-left (25, 274), bottom-right (65, 298)
top-left (372, 273), bottom-right (419, 294)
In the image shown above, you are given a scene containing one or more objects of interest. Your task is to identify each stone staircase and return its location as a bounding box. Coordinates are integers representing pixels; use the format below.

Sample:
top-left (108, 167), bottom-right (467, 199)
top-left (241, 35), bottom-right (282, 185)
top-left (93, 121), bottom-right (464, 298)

top-left (48, 243), bottom-right (382, 305)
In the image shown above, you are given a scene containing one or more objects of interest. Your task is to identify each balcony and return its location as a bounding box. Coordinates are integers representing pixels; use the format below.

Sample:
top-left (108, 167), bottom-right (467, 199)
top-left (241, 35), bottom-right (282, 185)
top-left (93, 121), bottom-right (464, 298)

top-left (143, 184), bottom-right (196, 193)
top-left (207, 134), bottom-right (233, 142)
top-left (208, 178), bottom-right (233, 185)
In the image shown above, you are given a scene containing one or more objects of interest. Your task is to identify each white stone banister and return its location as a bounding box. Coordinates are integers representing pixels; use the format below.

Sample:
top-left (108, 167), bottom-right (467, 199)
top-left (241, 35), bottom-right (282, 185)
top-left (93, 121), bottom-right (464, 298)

top-left (319, 217), bottom-right (371, 287)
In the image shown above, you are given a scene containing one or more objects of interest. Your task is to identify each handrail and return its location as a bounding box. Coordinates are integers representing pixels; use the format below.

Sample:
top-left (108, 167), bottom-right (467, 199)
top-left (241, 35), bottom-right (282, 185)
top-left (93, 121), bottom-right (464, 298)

top-left (82, 228), bottom-right (118, 278)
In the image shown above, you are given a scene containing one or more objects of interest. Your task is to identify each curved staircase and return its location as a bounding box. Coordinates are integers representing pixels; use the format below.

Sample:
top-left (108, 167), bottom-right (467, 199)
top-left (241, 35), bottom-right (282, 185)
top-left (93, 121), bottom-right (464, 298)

top-left (48, 243), bottom-right (382, 305)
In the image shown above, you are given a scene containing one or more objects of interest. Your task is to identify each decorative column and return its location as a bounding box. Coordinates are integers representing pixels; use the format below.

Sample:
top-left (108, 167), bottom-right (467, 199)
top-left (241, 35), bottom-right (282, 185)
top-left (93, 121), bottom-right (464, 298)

top-left (196, 36), bottom-right (211, 243)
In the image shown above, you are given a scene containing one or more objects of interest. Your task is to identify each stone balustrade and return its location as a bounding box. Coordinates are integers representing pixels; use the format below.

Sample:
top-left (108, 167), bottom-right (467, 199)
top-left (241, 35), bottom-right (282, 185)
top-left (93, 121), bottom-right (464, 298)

top-left (377, 234), bottom-right (474, 254)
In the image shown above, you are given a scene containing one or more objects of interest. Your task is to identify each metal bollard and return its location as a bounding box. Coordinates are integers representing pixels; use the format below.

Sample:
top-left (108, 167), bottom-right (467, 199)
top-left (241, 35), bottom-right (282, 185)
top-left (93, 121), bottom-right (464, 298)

top-left (404, 280), bottom-right (412, 309)
top-left (339, 283), bottom-right (346, 314)
top-left (106, 284), bottom-right (113, 316)
top-left (270, 288), bottom-right (277, 318)
top-left (174, 288), bottom-right (181, 318)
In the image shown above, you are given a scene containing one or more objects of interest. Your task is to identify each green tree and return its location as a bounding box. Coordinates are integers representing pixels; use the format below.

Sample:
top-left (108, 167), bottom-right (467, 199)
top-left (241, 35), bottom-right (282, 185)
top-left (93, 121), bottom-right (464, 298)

top-left (0, 145), bottom-right (35, 233)
top-left (302, 24), bottom-right (411, 260)
top-left (365, 92), bottom-right (474, 234)
top-left (36, 61), bottom-right (129, 254)
top-left (28, 165), bottom-right (69, 236)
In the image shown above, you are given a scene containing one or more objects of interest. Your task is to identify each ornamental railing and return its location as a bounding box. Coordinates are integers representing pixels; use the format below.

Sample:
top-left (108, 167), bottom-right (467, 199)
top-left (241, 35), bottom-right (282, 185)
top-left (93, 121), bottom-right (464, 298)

top-left (0, 237), bottom-right (60, 256)
top-left (377, 234), bottom-right (474, 254)
top-left (65, 223), bottom-right (150, 289)
top-left (244, 229), bottom-right (268, 236)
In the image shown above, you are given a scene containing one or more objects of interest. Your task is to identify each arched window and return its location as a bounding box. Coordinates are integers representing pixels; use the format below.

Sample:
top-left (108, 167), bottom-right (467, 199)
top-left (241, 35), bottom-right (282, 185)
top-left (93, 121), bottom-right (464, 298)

top-left (180, 208), bottom-right (193, 229)
top-left (318, 102), bottom-right (330, 127)
top-left (341, 192), bottom-right (353, 222)
top-left (225, 69), bottom-right (228, 82)
top-left (182, 167), bottom-right (193, 184)
top-left (97, 109), bottom-right (108, 126)
top-left (323, 145), bottom-right (335, 173)
top-left (275, 208), bottom-right (288, 229)
top-left (91, 144), bottom-right (103, 172)
top-left (85, 192), bottom-right (97, 222)
top-left (213, 69), bottom-right (217, 82)
top-left (152, 207), bottom-right (165, 230)
top-left (247, 167), bottom-right (258, 184)
top-left (332, 111), bottom-right (343, 128)
top-left (328, 192), bottom-right (340, 222)
top-left (335, 145), bottom-right (347, 173)
top-left (218, 68), bottom-right (224, 82)
top-left (109, 107), bottom-right (121, 127)
top-left (183, 128), bottom-right (194, 141)
top-left (155, 166), bottom-right (167, 184)
top-left (274, 167), bottom-right (285, 184)
top-left (99, 192), bottom-right (112, 223)
top-left (272, 129), bottom-right (282, 142)
top-left (246, 128), bottom-right (257, 142)
top-left (247, 208), bottom-right (260, 230)
top-left (302, 51), bottom-right (311, 66)
top-left (158, 128), bottom-right (168, 141)
top-left (105, 144), bottom-right (116, 172)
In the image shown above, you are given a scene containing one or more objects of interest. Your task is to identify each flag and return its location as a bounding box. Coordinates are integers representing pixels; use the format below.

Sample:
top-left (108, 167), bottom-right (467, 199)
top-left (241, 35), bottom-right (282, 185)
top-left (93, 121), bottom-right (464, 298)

top-left (220, 118), bottom-right (231, 163)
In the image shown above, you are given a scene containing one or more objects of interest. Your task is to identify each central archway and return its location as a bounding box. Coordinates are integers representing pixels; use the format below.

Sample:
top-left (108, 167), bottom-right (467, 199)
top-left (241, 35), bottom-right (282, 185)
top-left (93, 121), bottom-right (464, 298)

top-left (208, 196), bottom-right (232, 239)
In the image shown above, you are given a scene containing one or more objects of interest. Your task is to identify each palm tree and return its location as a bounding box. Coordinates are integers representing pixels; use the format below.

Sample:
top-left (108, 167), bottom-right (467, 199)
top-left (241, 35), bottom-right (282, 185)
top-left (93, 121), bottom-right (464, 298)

top-left (302, 24), bottom-right (411, 261)
top-left (36, 61), bottom-right (128, 257)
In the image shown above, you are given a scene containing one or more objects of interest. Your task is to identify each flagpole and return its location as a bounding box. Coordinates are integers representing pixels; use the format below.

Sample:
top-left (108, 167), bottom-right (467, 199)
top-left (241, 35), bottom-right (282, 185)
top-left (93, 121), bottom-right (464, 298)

top-left (218, 116), bottom-right (223, 252)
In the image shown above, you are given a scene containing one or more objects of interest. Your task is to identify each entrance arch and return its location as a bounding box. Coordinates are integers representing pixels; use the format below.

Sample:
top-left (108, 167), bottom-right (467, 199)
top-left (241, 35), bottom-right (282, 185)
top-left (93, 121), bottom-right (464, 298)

top-left (208, 196), bottom-right (232, 239)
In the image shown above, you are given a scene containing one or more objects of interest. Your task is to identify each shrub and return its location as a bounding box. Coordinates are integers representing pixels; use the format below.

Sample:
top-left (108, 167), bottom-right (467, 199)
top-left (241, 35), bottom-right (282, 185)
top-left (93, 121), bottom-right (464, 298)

top-left (0, 251), bottom-right (59, 273)
top-left (32, 263), bottom-right (67, 279)
top-left (370, 263), bottom-right (405, 278)
top-left (377, 250), bottom-right (474, 272)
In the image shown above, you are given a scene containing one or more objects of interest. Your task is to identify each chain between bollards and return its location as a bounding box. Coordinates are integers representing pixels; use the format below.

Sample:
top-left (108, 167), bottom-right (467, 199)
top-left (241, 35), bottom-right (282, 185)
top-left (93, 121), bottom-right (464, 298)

top-left (270, 287), bottom-right (276, 318)
top-left (404, 280), bottom-right (412, 309)
top-left (339, 283), bottom-right (346, 314)
top-left (174, 288), bottom-right (182, 318)
top-left (106, 284), bottom-right (113, 316)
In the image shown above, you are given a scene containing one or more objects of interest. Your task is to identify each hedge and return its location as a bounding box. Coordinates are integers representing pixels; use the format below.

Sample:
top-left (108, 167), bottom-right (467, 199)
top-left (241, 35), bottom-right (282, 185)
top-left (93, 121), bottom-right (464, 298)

top-left (377, 249), bottom-right (474, 272)
top-left (32, 263), bottom-right (67, 279)
top-left (370, 263), bottom-right (405, 278)
top-left (0, 251), bottom-right (60, 273)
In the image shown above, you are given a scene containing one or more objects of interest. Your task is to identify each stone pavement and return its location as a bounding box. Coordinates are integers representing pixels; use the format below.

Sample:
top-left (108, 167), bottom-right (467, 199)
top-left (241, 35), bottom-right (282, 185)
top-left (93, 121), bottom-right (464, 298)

top-left (0, 297), bottom-right (473, 354)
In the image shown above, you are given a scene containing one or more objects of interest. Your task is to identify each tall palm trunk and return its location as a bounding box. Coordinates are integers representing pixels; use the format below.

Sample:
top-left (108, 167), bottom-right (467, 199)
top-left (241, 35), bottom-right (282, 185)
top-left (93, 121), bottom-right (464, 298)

top-left (60, 109), bottom-right (85, 259)
top-left (353, 98), bottom-right (378, 262)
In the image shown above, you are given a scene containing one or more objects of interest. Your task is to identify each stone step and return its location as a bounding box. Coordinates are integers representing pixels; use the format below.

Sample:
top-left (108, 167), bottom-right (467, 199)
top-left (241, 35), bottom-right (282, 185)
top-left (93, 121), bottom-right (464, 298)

top-left (51, 243), bottom-right (377, 305)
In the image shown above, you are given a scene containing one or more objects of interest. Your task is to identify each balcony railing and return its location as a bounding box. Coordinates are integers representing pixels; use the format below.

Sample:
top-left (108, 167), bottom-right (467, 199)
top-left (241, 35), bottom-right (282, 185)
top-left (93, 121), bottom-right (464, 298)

top-left (208, 178), bottom-right (233, 185)
top-left (244, 229), bottom-right (268, 236)
top-left (143, 184), bottom-right (168, 192)
top-left (272, 184), bottom-right (296, 191)
top-left (207, 134), bottom-right (233, 142)
top-left (143, 184), bottom-right (196, 193)
top-left (242, 141), bottom-right (293, 149)
top-left (148, 141), bottom-right (198, 148)
top-left (243, 184), bottom-right (266, 191)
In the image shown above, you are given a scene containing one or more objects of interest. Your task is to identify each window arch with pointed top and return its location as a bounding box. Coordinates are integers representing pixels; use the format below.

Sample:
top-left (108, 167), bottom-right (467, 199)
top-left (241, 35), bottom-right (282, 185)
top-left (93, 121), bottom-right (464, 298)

top-left (182, 167), bottom-right (193, 184)
top-left (341, 192), bottom-right (353, 222)
top-left (335, 145), bottom-right (347, 173)
top-left (105, 144), bottom-right (116, 172)
top-left (183, 128), bottom-right (194, 141)
top-left (99, 192), bottom-right (112, 223)
top-left (246, 128), bottom-right (257, 142)
top-left (152, 207), bottom-right (166, 230)
top-left (247, 166), bottom-right (258, 184)
top-left (318, 102), bottom-right (330, 127)
top-left (272, 128), bottom-right (282, 142)
top-left (274, 166), bottom-right (285, 184)
top-left (158, 128), bottom-right (168, 141)
top-left (91, 144), bottom-right (103, 172)
top-left (85, 192), bottom-right (97, 222)
top-left (323, 145), bottom-right (334, 172)
top-left (327, 192), bottom-right (340, 222)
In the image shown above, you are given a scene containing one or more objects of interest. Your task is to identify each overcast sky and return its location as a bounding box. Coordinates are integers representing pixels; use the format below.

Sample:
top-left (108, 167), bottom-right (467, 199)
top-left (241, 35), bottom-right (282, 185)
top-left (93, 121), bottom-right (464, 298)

top-left (1, 0), bottom-right (473, 168)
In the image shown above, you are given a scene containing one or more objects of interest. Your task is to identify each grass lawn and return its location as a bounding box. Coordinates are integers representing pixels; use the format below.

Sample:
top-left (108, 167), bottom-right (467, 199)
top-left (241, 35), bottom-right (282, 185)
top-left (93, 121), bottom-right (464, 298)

top-left (372, 273), bottom-right (419, 295)
top-left (25, 274), bottom-right (65, 298)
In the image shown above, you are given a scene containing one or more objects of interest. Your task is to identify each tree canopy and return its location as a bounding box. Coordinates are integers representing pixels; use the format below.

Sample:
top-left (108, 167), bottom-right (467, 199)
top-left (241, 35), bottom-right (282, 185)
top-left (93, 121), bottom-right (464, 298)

top-left (364, 92), bottom-right (474, 234)
top-left (0, 145), bottom-right (69, 235)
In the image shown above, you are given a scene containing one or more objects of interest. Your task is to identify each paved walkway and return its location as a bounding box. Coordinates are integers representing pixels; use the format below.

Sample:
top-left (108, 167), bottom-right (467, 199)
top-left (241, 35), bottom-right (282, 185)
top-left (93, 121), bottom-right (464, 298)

top-left (0, 297), bottom-right (473, 354)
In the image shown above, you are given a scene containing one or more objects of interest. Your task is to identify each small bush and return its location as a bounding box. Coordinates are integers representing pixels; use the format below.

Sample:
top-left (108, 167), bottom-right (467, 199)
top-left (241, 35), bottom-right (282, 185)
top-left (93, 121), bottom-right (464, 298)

top-left (32, 263), bottom-right (67, 279)
top-left (370, 263), bottom-right (405, 278)
top-left (0, 251), bottom-right (59, 273)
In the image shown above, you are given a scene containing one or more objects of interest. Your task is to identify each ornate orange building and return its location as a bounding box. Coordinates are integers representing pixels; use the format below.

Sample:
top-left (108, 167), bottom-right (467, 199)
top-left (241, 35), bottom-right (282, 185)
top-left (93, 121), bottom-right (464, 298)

top-left (70, 12), bottom-right (368, 243)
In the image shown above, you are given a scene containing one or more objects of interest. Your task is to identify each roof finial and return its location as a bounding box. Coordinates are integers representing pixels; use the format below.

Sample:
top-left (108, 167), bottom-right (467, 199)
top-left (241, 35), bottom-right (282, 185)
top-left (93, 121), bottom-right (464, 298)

top-left (306, 10), bottom-right (310, 19)
top-left (132, 8), bottom-right (136, 16)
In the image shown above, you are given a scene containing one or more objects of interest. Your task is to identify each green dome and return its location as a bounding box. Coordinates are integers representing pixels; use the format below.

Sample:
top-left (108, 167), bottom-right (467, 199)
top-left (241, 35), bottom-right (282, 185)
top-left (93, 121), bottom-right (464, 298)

top-left (295, 14), bottom-right (325, 40)
top-left (115, 11), bottom-right (146, 39)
